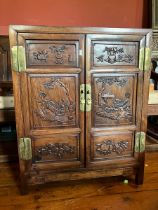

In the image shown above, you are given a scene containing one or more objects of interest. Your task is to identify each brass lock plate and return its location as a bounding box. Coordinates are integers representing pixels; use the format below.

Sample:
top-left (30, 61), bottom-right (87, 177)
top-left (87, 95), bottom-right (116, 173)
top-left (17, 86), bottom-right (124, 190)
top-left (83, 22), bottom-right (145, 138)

top-left (80, 84), bottom-right (85, 111)
top-left (86, 84), bottom-right (92, 112)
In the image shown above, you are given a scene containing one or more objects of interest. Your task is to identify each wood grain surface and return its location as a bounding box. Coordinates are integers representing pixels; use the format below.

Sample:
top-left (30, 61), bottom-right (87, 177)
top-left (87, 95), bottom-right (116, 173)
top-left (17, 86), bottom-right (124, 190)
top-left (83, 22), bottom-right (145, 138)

top-left (0, 151), bottom-right (157, 210)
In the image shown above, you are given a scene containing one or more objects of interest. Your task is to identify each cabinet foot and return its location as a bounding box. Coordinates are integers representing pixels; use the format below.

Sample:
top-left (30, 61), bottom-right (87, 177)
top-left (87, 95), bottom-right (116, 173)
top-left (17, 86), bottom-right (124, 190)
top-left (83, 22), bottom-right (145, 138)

top-left (20, 176), bottom-right (29, 195)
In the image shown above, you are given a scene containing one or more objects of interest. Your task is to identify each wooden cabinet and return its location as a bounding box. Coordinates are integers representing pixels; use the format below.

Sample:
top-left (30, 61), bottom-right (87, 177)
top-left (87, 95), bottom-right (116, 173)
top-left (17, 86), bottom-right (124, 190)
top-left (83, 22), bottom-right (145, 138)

top-left (9, 26), bottom-right (152, 194)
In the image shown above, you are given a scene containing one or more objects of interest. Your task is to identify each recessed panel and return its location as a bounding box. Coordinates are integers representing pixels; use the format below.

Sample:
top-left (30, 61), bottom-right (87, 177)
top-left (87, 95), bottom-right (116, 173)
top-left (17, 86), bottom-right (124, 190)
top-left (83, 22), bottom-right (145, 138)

top-left (28, 74), bottom-right (78, 128)
top-left (32, 134), bottom-right (79, 163)
top-left (26, 40), bottom-right (79, 67)
top-left (92, 41), bottom-right (138, 67)
top-left (91, 132), bottom-right (133, 161)
top-left (92, 74), bottom-right (137, 127)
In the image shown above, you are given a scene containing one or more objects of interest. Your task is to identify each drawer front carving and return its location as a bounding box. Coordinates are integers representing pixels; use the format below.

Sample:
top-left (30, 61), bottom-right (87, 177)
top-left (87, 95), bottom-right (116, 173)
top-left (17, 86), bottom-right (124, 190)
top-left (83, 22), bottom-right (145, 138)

top-left (28, 74), bottom-right (79, 128)
top-left (26, 40), bottom-right (79, 67)
top-left (91, 133), bottom-right (133, 161)
top-left (92, 41), bottom-right (138, 67)
top-left (32, 135), bottom-right (79, 163)
top-left (92, 73), bottom-right (137, 127)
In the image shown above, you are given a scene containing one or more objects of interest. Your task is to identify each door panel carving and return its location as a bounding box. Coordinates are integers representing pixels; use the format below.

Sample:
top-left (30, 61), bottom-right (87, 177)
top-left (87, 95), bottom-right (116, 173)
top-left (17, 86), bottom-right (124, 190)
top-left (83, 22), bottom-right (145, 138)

top-left (92, 74), bottom-right (137, 127)
top-left (28, 74), bottom-right (78, 128)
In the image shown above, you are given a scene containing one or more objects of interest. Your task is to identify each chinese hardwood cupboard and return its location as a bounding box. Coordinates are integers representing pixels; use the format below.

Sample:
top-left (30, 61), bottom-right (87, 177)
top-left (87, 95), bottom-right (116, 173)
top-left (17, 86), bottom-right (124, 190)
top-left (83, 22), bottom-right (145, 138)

top-left (9, 26), bottom-right (152, 194)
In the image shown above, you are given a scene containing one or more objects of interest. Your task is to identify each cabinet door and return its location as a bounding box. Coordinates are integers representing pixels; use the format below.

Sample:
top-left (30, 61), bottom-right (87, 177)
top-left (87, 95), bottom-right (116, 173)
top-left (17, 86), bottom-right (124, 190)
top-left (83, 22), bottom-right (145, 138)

top-left (12, 33), bottom-right (85, 172)
top-left (86, 34), bottom-right (146, 168)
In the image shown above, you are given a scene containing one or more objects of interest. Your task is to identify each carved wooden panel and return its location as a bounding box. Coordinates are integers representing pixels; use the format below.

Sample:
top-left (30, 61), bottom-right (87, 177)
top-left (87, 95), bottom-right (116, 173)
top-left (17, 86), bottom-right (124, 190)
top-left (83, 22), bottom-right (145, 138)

top-left (91, 132), bottom-right (133, 161)
top-left (92, 74), bottom-right (137, 127)
top-left (27, 74), bottom-right (78, 128)
top-left (32, 134), bottom-right (79, 163)
top-left (26, 40), bottom-right (79, 67)
top-left (91, 41), bottom-right (138, 67)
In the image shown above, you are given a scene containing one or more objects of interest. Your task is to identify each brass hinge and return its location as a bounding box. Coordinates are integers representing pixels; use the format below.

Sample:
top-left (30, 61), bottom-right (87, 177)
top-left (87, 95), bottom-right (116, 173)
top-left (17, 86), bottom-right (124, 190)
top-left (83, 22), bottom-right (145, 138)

top-left (86, 84), bottom-right (92, 112)
top-left (80, 84), bottom-right (85, 111)
top-left (79, 49), bottom-right (83, 56)
top-left (11, 46), bottom-right (26, 72)
top-left (135, 132), bottom-right (140, 153)
top-left (144, 48), bottom-right (151, 71)
top-left (139, 132), bottom-right (146, 152)
top-left (139, 48), bottom-right (145, 71)
top-left (19, 137), bottom-right (32, 160)
top-left (135, 132), bottom-right (146, 153)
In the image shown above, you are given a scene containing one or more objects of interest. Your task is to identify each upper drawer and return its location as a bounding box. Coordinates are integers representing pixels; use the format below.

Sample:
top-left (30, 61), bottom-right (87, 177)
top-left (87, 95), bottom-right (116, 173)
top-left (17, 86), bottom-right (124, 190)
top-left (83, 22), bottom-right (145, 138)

top-left (26, 40), bottom-right (79, 68)
top-left (87, 34), bottom-right (145, 69)
top-left (92, 41), bottom-right (138, 67)
top-left (15, 33), bottom-right (85, 70)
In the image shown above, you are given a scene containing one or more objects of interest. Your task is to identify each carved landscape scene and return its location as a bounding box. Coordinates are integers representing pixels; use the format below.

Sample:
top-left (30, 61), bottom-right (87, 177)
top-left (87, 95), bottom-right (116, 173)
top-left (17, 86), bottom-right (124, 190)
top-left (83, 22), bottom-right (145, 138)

top-left (28, 75), bottom-right (78, 128)
top-left (93, 75), bottom-right (136, 126)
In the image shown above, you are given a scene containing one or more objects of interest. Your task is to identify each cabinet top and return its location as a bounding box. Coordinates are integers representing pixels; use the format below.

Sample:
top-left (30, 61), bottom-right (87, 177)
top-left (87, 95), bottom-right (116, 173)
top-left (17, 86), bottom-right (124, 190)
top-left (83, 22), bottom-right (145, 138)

top-left (9, 25), bottom-right (152, 35)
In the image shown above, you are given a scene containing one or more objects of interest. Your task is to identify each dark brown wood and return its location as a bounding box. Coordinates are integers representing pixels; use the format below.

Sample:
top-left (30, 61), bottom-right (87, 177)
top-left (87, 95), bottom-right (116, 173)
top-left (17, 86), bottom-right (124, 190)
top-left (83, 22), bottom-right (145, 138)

top-left (9, 26), bottom-right (152, 194)
top-left (0, 150), bottom-right (158, 209)
top-left (0, 36), bottom-right (12, 81)
top-left (0, 109), bottom-right (15, 122)
top-left (86, 33), bottom-right (147, 184)
top-left (136, 31), bottom-right (152, 184)
top-left (9, 25), bottom-right (151, 35)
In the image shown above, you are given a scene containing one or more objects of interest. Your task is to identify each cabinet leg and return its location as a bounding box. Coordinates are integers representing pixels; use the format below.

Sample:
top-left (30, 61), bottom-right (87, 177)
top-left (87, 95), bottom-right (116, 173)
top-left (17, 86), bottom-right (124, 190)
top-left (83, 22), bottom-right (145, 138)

top-left (20, 176), bottom-right (29, 195)
top-left (135, 165), bottom-right (144, 185)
